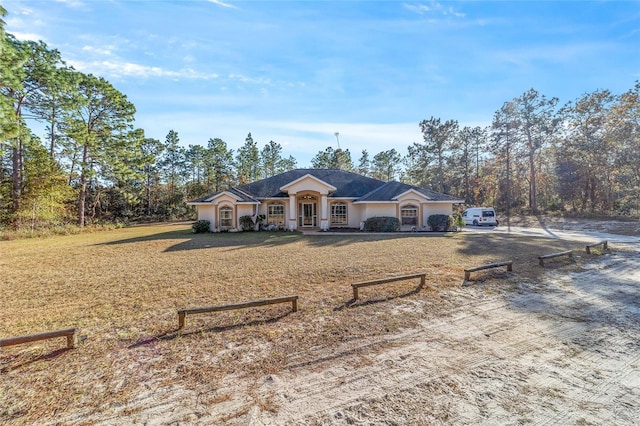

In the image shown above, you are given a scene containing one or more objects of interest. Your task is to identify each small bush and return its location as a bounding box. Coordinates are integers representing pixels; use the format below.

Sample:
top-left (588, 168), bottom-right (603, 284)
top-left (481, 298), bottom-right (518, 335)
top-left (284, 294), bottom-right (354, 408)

top-left (454, 212), bottom-right (465, 229)
top-left (192, 220), bottom-right (210, 233)
top-left (363, 216), bottom-right (400, 232)
top-left (427, 214), bottom-right (454, 231)
top-left (239, 215), bottom-right (256, 231)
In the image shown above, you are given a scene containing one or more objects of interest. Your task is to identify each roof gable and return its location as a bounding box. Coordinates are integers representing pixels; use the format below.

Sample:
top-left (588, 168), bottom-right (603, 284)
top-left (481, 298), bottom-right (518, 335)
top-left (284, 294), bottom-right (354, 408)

top-left (355, 181), bottom-right (463, 203)
top-left (396, 188), bottom-right (431, 201)
top-left (280, 174), bottom-right (337, 194)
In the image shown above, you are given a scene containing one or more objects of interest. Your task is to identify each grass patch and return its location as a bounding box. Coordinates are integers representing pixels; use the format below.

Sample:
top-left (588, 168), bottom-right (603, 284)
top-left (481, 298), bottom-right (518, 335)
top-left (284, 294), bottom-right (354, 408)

top-left (1, 223), bottom-right (584, 424)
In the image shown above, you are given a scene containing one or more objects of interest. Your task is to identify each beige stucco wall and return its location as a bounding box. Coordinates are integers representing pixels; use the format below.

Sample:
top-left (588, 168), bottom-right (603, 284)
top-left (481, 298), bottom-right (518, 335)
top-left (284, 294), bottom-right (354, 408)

top-left (361, 204), bottom-right (397, 221)
top-left (423, 203), bottom-right (454, 227)
top-left (237, 205), bottom-right (255, 219)
top-left (197, 205), bottom-right (217, 231)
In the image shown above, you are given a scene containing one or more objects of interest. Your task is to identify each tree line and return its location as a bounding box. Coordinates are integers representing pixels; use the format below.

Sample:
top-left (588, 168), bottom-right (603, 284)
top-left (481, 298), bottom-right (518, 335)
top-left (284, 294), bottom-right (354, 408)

top-left (2, 6), bottom-right (639, 232)
top-left (311, 84), bottom-right (640, 218)
top-left (0, 8), bottom-right (300, 230)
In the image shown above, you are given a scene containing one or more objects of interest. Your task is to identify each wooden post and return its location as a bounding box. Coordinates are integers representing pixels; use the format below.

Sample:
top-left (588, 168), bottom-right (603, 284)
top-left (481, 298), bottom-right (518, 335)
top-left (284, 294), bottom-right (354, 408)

top-left (351, 273), bottom-right (425, 301)
top-left (177, 296), bottom-right (298, 330)
top-left (0, 328), bottom-right (78, 349)
top-left (66, 333), bottom-right (78, 349)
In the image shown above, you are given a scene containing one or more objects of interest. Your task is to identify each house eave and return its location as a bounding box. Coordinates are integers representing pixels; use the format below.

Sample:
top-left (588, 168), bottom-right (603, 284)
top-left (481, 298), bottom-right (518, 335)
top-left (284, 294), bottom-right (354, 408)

top-left (279, 173), bottom-right (338, 192)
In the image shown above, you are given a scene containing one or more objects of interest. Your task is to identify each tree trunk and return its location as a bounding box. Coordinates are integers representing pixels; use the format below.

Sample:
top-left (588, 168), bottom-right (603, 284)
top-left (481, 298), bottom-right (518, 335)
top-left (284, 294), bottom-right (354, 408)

top-left (49, 109), bottom-right (57, 158)
top-left (11, 139), bottom-right (23, 229)
top-left (529, 149), bottom-right (538, 213)
top-left (78, 145), bottom-right (89, 227)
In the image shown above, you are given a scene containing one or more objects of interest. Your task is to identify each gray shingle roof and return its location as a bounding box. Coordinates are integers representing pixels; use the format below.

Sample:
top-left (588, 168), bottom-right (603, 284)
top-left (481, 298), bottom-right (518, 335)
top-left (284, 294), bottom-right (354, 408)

top-left (357, 181), bottom-right (462, 202)
top-left (237, 169), bottom-right (383, 198)
top-left (189, 169), bottom-right (461, 203)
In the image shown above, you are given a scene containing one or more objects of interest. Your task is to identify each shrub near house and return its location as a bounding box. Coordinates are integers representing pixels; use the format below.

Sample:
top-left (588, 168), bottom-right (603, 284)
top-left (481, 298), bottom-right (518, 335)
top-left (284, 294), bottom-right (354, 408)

top-left (427, 214), bottom-right (454, 231)
top-left (188, 169), bottom-right (463, 232)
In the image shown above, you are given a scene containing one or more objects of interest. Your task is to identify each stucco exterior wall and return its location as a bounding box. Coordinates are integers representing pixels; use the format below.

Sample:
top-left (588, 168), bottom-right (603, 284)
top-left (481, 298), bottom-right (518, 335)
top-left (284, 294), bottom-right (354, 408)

top-left (362, 204), bottom-right (397, 221)
top-left (237, 205), bottom-right (255, 219)
top-left (423, 203), bottom-right (454, 226)
top-left (197, 205), bottom-right (217, 231)
top-left (347, 202), bottom-right (363, 228)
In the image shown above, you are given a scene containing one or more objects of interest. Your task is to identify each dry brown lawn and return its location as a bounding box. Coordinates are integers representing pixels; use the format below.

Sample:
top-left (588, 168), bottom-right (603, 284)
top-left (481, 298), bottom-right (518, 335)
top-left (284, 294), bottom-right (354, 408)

top-left (0, 223), bottom-right (585, 424)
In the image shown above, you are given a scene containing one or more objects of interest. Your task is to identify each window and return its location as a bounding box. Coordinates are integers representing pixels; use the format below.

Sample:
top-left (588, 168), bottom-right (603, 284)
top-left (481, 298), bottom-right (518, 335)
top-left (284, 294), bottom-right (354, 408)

top-left (268, 203), bottom-right (285, 225)
top-left (401, 205), bottom-right (418, 226)
top-left (219, 207), bottom-right (233, 228)
top-left (331, 203), bottom-right (348, 226)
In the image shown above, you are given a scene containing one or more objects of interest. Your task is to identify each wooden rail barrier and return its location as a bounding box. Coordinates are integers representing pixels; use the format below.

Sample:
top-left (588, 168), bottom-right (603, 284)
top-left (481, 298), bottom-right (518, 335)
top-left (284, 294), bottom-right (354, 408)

top-left (538, 250), bottom-right (573, 266)
top-left (0, 328), bottom-right (78, 349)
top-left (178, 295), bottom-right (298, 329)
top-left (351, 273), bottom-right (426, 301)
top-left (464, 261), bottom-right (513, 281)
top-left (586, 241), bottom-right (608, 254)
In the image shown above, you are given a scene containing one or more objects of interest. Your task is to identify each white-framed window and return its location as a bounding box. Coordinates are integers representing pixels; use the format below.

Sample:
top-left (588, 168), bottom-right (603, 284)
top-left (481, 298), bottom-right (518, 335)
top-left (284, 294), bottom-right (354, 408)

top-left (401, 205), bottom-right (418, 226)
top-left (267, 203), bottom-right (285, 225)
top-left (219, 206), bottom-right (233, 228)
top-left (331, 202), bottom-right (348, 226)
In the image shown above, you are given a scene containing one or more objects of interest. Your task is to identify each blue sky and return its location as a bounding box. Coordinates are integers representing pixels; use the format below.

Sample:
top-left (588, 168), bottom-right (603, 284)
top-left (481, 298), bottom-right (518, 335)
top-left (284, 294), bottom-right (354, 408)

top-left (4, 0), bottom-right (639, 166)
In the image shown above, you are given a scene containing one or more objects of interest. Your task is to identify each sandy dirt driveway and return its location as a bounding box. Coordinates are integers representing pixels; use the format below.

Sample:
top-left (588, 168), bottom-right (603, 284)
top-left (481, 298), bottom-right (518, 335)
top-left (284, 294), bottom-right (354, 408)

top-left (242, 243), bottom-right (640, 424)
top-left (100, 227), bottom-right (640, 425)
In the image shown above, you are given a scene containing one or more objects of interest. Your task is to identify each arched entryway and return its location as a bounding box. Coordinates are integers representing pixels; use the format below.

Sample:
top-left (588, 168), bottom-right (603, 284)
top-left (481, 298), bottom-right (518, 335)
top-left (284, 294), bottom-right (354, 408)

top-left (297, 194), bottom-right (318, 228)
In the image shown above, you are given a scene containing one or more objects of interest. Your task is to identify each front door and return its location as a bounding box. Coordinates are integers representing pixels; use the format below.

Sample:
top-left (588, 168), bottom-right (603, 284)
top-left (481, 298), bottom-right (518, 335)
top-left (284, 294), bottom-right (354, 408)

top-left (299, 202), bottom-right (316, 227)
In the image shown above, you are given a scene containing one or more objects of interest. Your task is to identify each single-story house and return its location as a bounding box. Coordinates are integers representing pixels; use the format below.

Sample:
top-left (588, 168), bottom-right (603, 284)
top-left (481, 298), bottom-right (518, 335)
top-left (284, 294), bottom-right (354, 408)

top-left (187, 169), bottom-right (464, 232)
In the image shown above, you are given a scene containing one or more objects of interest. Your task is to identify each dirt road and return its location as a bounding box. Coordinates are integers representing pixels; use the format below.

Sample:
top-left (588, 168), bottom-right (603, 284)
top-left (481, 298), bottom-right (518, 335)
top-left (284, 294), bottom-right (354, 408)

top-left (68, 229), bottom-right (640, 425)
top-left (242, 245), bottom-right (640, 425)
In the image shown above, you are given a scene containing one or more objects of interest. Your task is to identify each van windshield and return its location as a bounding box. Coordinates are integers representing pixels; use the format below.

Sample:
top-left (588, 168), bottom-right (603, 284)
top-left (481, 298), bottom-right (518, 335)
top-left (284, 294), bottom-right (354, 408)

top-left (482, 211), bottom-right (495, 217)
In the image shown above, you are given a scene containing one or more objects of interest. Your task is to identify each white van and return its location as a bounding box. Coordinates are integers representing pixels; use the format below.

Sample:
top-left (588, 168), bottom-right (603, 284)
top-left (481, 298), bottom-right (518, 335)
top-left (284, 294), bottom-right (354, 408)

top-left (462, 207), bottom-right (498, 226)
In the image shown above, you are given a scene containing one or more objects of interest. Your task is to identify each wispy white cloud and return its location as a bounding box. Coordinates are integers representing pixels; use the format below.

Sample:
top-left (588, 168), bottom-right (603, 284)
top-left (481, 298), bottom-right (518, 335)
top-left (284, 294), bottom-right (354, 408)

top-left (493, 42), bottom-right (614, 68)
top-left (53, 0), bottom-right (88, 9)
top-left (228, 73), bottom-right (271, 85)
top-left (207, 0), bottom-right (237, 10)
top-left (68, 59), bottom-right (220, 80)
top-left (403, 2), bottom-right (465, 18)
top-left (81, 45), bottom-right (113, 56)
top-left (4, 6), bottom-right (47, 41)
top-left (9, 31), bottom-right (46, 42)
top-left (256, 121), bottom-right (424, 154)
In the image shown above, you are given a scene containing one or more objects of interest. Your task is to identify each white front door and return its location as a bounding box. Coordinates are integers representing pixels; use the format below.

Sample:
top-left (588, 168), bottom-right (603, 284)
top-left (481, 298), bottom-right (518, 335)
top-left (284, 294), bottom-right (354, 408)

top-left (299, 202), bottom-right (316, 227)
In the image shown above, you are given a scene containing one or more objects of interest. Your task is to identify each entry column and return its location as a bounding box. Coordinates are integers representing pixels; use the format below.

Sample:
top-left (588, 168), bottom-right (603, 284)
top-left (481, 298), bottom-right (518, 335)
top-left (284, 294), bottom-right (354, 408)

top-left (288, 194), bottom-right (297, 230)
top-left (320, 194), bottom-right (329, 230)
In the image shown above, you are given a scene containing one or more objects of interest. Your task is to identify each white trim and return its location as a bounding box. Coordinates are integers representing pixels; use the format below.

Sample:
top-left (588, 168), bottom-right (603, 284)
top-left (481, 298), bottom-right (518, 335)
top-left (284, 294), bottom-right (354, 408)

top-left (353, 199), bottom-right (463, 205)
top-left (395, 188), bottom-right (431, 200)
top-left (279, 174), bottom-right (337, 192)
top-left (205, 190), bottom-right (238, 202)
top-left (187, 200), bottom-right (259, 206)
top-left (353, 200), bottom-right (398, 204)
